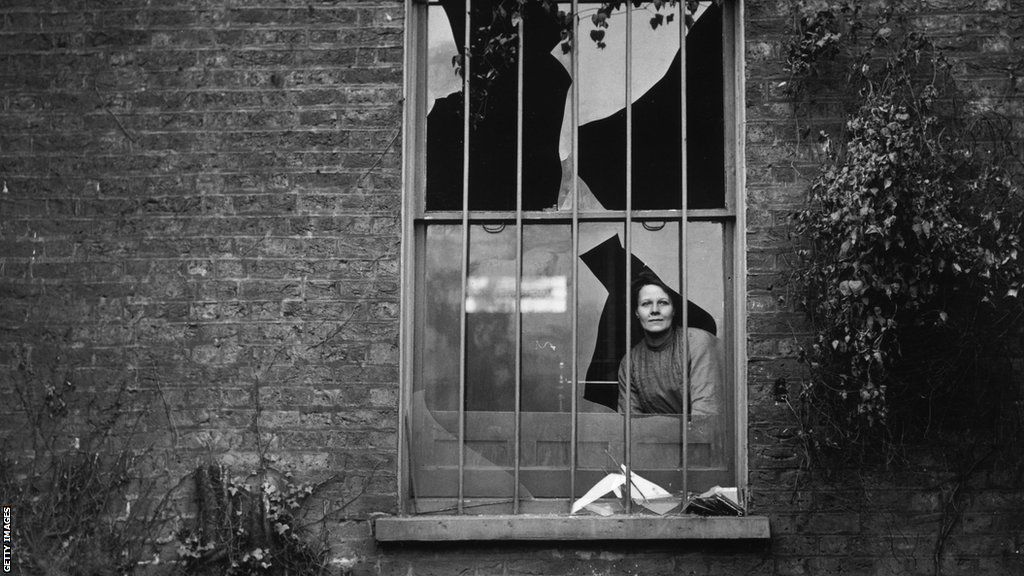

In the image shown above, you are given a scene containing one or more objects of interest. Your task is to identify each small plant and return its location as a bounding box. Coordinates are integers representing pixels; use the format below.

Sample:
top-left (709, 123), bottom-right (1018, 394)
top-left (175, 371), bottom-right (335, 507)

top-left (174, 465), bottom-right (336, 576)
top-left (1, 346), bottom-right (169, 575)
top-left (0, 451), bottom-right (162, 576)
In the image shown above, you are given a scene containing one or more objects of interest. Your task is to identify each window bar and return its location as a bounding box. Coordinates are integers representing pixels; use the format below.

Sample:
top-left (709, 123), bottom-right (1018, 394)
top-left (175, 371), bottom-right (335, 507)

top-left (678, 0), bottom-right (690, 501)
top-left (569, 0), bottom-right (580, 513)
top-left (457, 0), bottom-right (472, 515)
top-left (623, 0), bottom-right (634, 514)
top-left (513, 15), bottom-right (525, 515)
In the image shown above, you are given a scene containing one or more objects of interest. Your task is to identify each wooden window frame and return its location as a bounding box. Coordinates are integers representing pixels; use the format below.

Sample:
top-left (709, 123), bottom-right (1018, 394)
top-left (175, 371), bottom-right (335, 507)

top-left (385, 0), bottom-right (763, 540)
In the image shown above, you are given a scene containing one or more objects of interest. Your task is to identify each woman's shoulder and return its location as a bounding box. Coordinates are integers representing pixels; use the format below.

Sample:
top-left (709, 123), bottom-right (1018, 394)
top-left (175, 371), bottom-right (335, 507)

top-left (685, 326), bottom-right (719, 348)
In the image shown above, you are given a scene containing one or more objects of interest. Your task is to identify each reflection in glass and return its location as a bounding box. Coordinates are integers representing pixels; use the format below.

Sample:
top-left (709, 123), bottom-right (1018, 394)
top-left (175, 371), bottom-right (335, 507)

top-left (464, 224), bottom-right (516, 411)
top-left (416, 225), bottom-right (462, 410)
top-left (463, 224), bottom-right (517, 504)
top-left (520, 225), bottom-right (573, 412)
top-left (411, 225), bottom-right (462, 501)
top-left (684, 221), bottom-right (730, 494)
top-left (518, 225), bottom-right (573, 498)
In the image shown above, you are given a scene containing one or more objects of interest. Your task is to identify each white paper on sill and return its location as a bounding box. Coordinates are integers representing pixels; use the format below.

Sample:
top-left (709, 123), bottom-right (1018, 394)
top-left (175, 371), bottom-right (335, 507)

top-left (570, 473), bottom-right (626, 514)
top-left (570, 467), bottom-right (682, 515)
top-left (620, 465), bottom-right (671, 499)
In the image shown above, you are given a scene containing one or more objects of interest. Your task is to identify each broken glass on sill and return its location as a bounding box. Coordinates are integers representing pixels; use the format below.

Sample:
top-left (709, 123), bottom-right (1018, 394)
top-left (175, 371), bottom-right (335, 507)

top-left (571, 473), bottom-right (743, 517)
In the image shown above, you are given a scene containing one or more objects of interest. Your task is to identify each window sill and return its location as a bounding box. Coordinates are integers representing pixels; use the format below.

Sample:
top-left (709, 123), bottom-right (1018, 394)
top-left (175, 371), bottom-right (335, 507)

top-left (374, 514), bottom-right (770, 542)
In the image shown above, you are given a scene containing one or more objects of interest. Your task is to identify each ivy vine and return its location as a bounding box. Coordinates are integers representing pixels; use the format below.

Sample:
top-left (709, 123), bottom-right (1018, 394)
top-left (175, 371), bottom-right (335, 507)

top-left (175, 465), bottom-right (333, 576)
top-left (784, 1), bottom-right (861, 79)
top-left (787, 6), bottom-right (1024, 465)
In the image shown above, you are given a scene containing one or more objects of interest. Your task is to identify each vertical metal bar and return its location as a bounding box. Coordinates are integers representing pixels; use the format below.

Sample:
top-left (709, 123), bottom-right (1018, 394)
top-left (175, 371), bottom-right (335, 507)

top-left (513, 15), bottom-right (524, 515)
top-left (678, 0), bottom-right (690, 502)
top-left (623, 0), bottom-right (633, 514)
top-left (457, 0), bottom-right (471, 515)
top-left (569, 0), bottom-right (580, 512)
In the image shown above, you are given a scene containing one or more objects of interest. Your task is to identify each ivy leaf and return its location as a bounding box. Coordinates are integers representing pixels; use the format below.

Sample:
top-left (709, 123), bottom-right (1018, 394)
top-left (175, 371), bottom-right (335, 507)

top-left (590, 29), bottom-right (606, 43)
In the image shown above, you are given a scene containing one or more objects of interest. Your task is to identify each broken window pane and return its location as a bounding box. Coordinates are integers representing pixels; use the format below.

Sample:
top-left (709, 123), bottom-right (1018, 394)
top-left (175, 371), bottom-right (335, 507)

top-left (424, 1), bottom-right (724, 212)
top-left (409, 1), bottom-right (736, 513)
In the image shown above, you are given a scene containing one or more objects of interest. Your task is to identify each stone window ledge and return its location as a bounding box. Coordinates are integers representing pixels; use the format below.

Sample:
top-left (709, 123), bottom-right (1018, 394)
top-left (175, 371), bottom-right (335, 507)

top-left (374, 514), bottom-right (770, 542)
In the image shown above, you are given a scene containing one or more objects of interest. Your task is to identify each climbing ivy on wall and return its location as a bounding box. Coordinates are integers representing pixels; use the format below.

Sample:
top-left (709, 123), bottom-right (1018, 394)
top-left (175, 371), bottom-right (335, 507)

top-left (786, 2), bottom-right (1024, 465)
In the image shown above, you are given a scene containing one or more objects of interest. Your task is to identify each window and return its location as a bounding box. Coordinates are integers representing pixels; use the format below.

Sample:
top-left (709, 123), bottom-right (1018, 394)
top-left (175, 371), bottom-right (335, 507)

top-left (397, 0), bottom-right (746, 519)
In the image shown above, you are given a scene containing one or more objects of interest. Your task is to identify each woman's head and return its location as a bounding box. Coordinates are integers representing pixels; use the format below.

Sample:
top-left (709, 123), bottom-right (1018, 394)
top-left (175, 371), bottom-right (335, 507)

top-left (634, 282), bottom-right (674, 334)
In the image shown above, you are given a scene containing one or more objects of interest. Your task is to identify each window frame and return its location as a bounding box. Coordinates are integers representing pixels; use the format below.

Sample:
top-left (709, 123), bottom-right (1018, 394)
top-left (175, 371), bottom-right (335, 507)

top-left (392, 0), bottom-right (754, 533)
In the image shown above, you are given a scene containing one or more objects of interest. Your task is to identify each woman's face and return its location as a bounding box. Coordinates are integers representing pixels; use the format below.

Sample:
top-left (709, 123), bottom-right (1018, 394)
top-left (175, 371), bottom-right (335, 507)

top-left (635, 284), bottom-right (674, 334)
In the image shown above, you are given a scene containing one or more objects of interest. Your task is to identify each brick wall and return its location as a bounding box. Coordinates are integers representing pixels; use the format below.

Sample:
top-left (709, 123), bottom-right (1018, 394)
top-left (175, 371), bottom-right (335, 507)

top-left (1, 1), bottom-right (1022, 575)
top-left (744, 1), bottom-right (1024, 575)
top-left (0, 0), bottom-right (405, 565)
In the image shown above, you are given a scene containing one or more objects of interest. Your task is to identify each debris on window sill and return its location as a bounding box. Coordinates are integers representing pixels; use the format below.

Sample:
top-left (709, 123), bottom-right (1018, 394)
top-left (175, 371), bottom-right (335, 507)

top-left (571, 466), bottom-right (683, 516)
top-left (683, 486), bottom-right (744, 516)
top-left (572, 473), bottom-right (744, 517)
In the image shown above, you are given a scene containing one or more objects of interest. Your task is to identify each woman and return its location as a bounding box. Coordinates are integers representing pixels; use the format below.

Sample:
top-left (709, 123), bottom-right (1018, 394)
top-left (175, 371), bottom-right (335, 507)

top-left (618, 277), bottom-right (723, 415)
